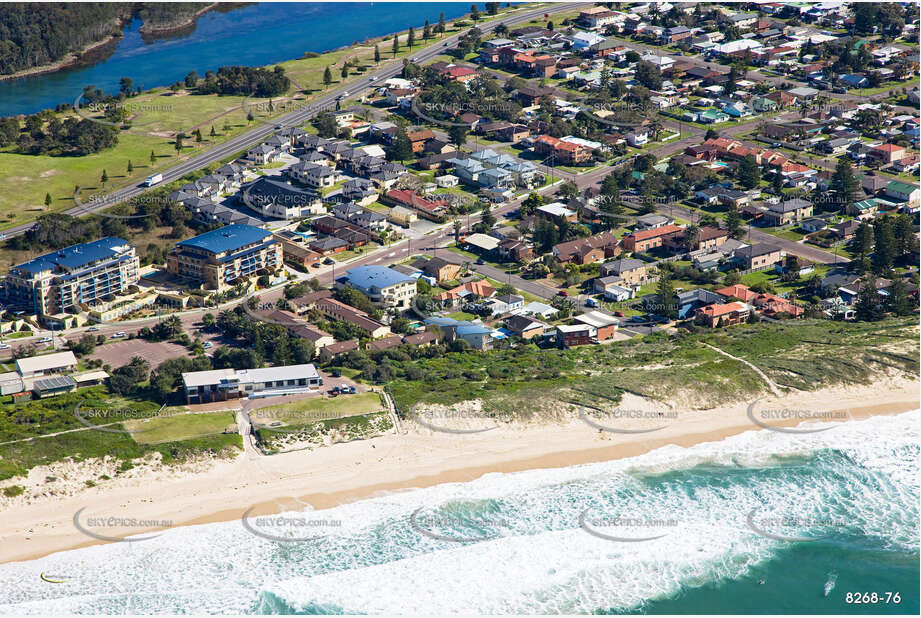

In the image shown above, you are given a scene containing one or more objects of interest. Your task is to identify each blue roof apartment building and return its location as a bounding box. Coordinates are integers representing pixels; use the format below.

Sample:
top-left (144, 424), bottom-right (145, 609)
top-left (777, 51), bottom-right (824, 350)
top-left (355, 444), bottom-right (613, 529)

top-left (340, 265), bottom-right (417, 310)
top-left (166, 224), bottom-right (281, 290)
top-left (3, 237), bottom-right (139, 320)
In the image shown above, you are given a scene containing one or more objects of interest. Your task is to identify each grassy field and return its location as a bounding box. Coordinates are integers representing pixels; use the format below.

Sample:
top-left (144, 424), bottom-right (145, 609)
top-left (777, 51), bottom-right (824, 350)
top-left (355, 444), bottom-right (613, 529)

top-left (250, 391), bottom-right (384, 426)
top-left (126, 411), bottom-right (237, 445)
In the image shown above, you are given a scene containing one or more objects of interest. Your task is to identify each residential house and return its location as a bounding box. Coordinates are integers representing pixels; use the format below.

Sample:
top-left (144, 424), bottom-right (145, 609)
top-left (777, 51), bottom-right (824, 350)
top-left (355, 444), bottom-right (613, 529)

top-left (884, 181), bottom-right (920, 205)
top-left (417, 256), bottom-right (461, 283)
top-left (318, 340), bottom-right (360, 362)
top-left (763, 198), bottom-right (814, 226)
top-left (552, 232), bottom-right (619, 265)
top-left (600, 258), bottom-right (650, 285)
top-left (555, 323), bottom-right (596, 348)
top-left (621, 224), bottom-right (684, 253)
top-left (505, 315), bottom-right (547, 339)
top-left (433, 279), bottom-right (496, 306)
top-left (534, 135), bottom-right (593, 165)
top-left (696, 301), bottom-right (750, 327)
top-left (314, 298), bottom-right (390, 338)
top-left (733, 243), bottom-right (783, 270)
top-left (536, 202), bottom-right (578, 223)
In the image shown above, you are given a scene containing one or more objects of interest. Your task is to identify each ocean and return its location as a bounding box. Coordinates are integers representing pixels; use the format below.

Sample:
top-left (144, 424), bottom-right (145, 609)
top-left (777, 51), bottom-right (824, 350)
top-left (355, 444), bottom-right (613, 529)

top-left (0, 410), bottom-right (917, 614)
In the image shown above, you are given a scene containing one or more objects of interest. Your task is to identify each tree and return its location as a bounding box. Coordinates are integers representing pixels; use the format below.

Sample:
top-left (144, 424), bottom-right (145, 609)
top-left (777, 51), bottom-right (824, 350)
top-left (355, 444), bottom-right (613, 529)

top-left (892, 214), bottom-right (915, 259)
top-left (150, 150), bottom-right (156, 164)
top-left (737, 154), bottom-right (760, 190)
top-left (558, 180), bottom-right (579, 200)
top-left (127, 160), bottom-right (133, 174)
top-left (194, 128), bottom-right (202, 143)
top-left (423, 20), bottom-right (431, 40)
top-left (374, 44), bottom-right (381, 63)
top-left (119, 77), bottom-right (134, 96)
top-left (520, 192), bottom-right (544, 216)
top-left (408, 26), bottom-right (415, 48)
top-left (316, 114), bottom-right (338, 138)
top-left (185, 70), bottom-right (199, 88)
top-left (853, 221), bottom-right (874, 268)
top-left (471, 4), bottom-right (480, 20)
top-left (100, 169), bottom-right (108, 186)
top-left (635, 61), bottom-right (663, 90)
top-left (174, 133), bottom-right (183, 152)
top-left (656, 275), bottom-right (677, 319)
top-left (44, 193), bottom-right (51, 207)
top-left (725, 203), bottom-right (742, 238)
top-left (210, 125), bottom-right (216, 137)
top-left (771, 170), bottom-right (784, 195)
top-left (340, 64), bottom-right (348, 79)
top-left (438, 12), bottom-right (446, 34)
top-left (392, 35), bottom-right (399, 57)
top-left (448, 125), bottom-right (468, 147)
top-left (855, 277), bottom-right (885, 321)
top-left (872, 216), bottom-right (896, 274)
top-left (246, 111), bottom-right (254, 124)
top-left (830, 158), bottom-right (858, 207)
top-left (323, 66), bottom-right (332, 87)
top-left (886, 278), bottom-right (914, 316)
top-left (388, 129), bottom-right (413, 162)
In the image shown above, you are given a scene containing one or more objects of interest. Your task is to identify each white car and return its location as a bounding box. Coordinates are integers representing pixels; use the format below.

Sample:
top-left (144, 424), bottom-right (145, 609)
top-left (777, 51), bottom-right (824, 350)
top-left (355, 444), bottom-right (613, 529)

top-left (0, 344), bottom-right (11, 350)
top-left (202, 341), bottom-right (213, 349)
top-left (87, 326), bottom-right (100, 332)
top-left (111, 331), bottom-right (127, 339)
top-left (38, 336), bottom-right (52, 343)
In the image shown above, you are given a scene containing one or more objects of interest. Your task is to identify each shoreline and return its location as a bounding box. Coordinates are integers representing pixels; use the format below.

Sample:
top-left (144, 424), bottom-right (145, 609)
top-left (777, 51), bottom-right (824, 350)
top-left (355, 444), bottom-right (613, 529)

top-left (137, 3), bottom-right (221, 36)
top-left (1, 377), bottom-right (917, 565)
top-left (0, 29), bottom-right (124, 85)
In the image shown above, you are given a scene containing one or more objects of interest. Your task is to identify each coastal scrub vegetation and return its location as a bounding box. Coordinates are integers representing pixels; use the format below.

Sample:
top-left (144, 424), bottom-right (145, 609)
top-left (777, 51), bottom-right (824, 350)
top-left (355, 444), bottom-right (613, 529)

top-left (366, 317), bottom-right (919, 418)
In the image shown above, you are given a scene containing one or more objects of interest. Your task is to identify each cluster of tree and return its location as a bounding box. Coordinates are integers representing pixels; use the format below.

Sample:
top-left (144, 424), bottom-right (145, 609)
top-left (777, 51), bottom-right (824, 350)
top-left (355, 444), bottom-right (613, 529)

top-left (194, 65), bottom-right (290, 97)
top-left (849, 213), bottom-right (917, 275)
top-left (0, 3), bottom-right (130, 76)
top-left (215, 306), bottom-right (314, 368)
top-left (108, 356), bottom-right (150, 397)
top-left (138, 315), bottom-right (184, 342)
top-left (11, 115), bottom-right (119, 156)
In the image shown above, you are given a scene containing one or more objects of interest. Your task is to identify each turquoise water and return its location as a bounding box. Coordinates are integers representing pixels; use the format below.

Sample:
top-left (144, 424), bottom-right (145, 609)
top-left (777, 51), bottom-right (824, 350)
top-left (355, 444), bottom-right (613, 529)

top-left (0, 411), bottom-right (917, 614)
top-left (0, 2), bottom-right (472, 116)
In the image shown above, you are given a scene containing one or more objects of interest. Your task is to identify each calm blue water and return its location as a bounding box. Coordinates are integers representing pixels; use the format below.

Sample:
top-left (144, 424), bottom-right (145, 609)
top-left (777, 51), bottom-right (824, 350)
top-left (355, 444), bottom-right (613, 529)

top-left (0, 2), bottom-right (472, 116)
top-left (0, 410), bottom-right (917, 614)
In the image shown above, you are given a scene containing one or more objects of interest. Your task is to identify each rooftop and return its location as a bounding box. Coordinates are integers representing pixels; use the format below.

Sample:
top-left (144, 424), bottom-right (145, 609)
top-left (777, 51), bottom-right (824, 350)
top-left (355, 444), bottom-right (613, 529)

top-left (345, 265), bottom-right (414, 290)
top-left (177, 225), bottom-right (271, 255)
top-left (14, 237), bottom-right (133, 275)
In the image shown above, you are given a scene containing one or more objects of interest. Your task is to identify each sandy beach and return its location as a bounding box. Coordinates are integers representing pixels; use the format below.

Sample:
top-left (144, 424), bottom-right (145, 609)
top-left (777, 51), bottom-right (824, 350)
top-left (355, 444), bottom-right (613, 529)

top-left (1, 376), bottom-right (917, 565)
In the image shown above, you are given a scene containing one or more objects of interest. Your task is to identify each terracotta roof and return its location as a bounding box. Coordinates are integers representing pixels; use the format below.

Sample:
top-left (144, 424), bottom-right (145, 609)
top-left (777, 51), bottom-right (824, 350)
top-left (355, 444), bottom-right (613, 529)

top-left (625, 224), bottom-right (684, 242)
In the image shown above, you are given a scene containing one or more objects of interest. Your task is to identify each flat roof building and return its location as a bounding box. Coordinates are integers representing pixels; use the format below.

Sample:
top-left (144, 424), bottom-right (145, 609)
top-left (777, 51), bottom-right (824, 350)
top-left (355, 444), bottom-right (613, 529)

top-left (167, 225), bottom-right (281, 291)
top-left (3, 238), bottom-right (139, 319)
top-left (181, 363), bottom-right (322, 404)
top-left (15, 351), bottom-right (78, 379)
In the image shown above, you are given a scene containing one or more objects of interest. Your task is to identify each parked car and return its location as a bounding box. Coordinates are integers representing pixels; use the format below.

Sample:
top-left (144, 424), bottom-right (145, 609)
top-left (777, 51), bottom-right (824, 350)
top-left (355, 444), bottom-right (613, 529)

top-left (330, 369), bottom-right (342, 378)
top-left (311, 262), bottom-right (322, 268)
top-left (585, 298), bottom-right (599, 308)
top-left (323, 257), bottom-right (335, 265)
top-left (557, 290), bottom-right (569, 297)
top-left (630, 315), bottom-right (646, 323)
top-left (202, 341), bottom-right (213, 349)
top-left (475, 258), bottom-right (485, 265)
top-left (341, 385), bottom-right (356, 394)
top-left (614, 311), bottom-right (625, 317)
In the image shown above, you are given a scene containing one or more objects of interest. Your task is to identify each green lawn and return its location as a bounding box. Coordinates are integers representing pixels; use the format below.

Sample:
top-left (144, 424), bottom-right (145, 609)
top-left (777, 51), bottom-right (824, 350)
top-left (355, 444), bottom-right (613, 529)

top-left (126, 411), bottom-right (237, 445)
top-left (447, 311), bottom-right (477, 321)
top-left (250, 391), bottom-right (383, 426)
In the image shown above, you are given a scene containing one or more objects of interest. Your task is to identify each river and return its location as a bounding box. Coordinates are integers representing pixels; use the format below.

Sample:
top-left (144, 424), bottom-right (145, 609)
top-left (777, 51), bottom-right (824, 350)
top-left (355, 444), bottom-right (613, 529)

top-left (0, 2), bottom-right (473, 117)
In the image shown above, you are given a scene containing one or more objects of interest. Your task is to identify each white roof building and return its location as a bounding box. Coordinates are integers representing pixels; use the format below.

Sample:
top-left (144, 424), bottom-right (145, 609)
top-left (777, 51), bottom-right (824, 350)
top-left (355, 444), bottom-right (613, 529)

top-left (15, 351), bottom-right (78, 378)
top-left (537, 203), bottom-right (577, 219)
